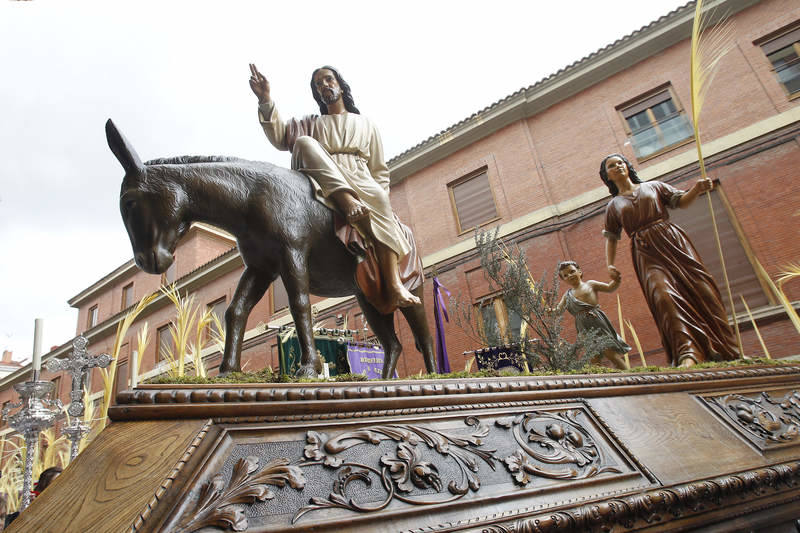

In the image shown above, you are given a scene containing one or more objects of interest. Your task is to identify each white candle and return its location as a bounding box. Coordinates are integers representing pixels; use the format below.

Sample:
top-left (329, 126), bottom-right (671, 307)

top-left (130, 350), bottom-right (138, 388)
top-left (32, 318), bottom-right (43, 375)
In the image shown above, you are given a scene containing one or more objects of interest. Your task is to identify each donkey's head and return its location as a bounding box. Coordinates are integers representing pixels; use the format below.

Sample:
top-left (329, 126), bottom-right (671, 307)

top-left (106, 119), bottom-right (186, 275)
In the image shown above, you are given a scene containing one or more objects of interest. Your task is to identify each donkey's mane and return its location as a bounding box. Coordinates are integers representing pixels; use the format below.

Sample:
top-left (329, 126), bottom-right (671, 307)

top-left (145, 155), bottom-right (244, 165)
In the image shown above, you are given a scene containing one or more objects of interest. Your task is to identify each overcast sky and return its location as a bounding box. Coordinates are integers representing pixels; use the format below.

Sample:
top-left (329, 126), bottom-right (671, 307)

top-left (0, 0), bottom-right (686, 362)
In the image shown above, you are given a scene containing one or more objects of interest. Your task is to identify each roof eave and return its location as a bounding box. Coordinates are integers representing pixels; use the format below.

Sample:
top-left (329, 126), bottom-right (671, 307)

top-left (389, 0), bottom-right (759, 182)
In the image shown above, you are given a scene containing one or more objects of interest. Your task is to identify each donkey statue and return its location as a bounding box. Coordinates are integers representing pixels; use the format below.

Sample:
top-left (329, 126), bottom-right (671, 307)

top-left (106, 119), bottom-right (435, 378)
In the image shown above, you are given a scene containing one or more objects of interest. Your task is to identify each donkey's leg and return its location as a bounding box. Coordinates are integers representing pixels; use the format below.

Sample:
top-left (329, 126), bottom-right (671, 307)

top-left (356, 292), bottom-right (402, 379)
top-left (220, 268), bottom-right (274, 375)
top-left (282, 248), bottom-right (322, 378)
top-left (399, 285), bottom-right (437, 374)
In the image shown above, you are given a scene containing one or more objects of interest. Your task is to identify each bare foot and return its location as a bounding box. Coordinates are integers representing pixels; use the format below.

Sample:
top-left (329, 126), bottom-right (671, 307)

top-left (391, 285), bottom-right (421, 307)
top-left (678, 355), bottom-right (697, 368)
top-left (339, 196), bottom-right (369, 224)
top-left (330, 190), bottom-right (370, 224)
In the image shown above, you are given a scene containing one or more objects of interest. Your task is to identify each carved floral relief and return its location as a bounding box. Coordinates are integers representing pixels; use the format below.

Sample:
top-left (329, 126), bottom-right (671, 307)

top-left (177, 405), bottom-right (633, 531)
top-left (703, 389), bottom-right (800, 451)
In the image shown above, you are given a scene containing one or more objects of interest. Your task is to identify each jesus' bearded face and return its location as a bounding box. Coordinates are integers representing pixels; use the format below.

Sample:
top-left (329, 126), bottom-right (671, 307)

top-left (313, 69), bottom-right (342, 106)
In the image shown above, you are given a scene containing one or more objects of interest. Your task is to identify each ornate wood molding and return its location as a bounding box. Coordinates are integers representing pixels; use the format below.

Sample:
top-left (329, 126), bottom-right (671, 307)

top-left (110, 365), bottom-right (800, 421)
top-left (405, 462), bottom-right (800, 533)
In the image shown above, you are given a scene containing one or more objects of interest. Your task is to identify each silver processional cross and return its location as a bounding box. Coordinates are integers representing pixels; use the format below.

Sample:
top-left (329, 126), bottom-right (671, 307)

top-left (45, 335), bottom-right (111, 459)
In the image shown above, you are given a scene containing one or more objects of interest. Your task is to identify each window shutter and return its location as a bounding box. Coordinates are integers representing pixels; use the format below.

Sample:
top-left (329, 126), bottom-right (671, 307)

top-left (619, 90), bottom-right (671, 118)
top-left (760, 27), bottom-right (800, 55)
top-left (452, 172), bottom-right (497, 232)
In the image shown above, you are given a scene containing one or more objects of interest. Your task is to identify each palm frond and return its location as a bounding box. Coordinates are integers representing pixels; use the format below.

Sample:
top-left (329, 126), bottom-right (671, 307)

top-left (616, 295), bottom-right (630, 369)
top-left (690, 4), bottom-right (736, 154)
top-left (740, 295), bottom-right (771, 359)
top-left (191, 308), bottom-right (214, 378)
top-left (690, 0), bottom-right (743, 357)
top-left (754, 256), bottom-right (800, 335)
top-left (625, 320), bottom-right (647, 367)
top-left (161, 285), bottom-right (199, 377)
top-left (209, 312), bottom-right (226, 353)
top-left (100, 292), bottom-right (157, 426)
top-left (464, 357), bottom-right (475, 373)
top-left (136, 323), bottom-right (150, 372)
top-left (777, 262), bottom-right (800, 288)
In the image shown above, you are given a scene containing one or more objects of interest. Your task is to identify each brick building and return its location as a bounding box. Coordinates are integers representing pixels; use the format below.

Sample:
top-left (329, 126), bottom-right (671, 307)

top-left (1, 0), bottom-right (798, 436)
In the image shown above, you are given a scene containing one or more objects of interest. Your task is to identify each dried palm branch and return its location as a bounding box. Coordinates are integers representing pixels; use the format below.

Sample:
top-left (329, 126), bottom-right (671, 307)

top-left (690, 0), bottom-right (743, 357)
top-left (0, 437), bottom-right (23, 513)
top-left (464, 356), bottom-right (475, 373)
top-left (740, 295), bottom-right (770, 359)
top-left (100, 292), bottom-right (157, 426)
top-left (161, 285), bottom-right (200, 377)
top-left (80, 388), bottom-right (100, 454)
top-left (160, 343), bottom-right (180, 378)
top-left (777, 262), bottom-right (800, 288)
top-left (624, 319), bottom-right (647, 367)
top-left (136, 323), bottom-right (150, 373)
top-left (191, 308), bottom-right (214, 378)
top-left (753, 257), bottom-right (800, 335)
top-left (616, 295), bottom-right (630, 369)
top-left (209, 312), bottom-right (226, 354)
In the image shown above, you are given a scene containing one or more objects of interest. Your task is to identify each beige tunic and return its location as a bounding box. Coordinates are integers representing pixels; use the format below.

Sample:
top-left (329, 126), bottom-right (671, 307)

top-left (258, 101), bottom-right (411, 258)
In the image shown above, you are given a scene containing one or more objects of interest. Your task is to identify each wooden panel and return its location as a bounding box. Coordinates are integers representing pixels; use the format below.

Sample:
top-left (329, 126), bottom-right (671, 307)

top-left (161, 401), bottom-right (654, 533)
top-left (588, 393), bottom-right (768, 485)
top-left (7, 419), bottom-right (207, 533)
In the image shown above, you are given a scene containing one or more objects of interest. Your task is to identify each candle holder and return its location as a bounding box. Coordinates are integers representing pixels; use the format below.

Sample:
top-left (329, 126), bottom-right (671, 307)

top-left (46, 336), bottom-right (111, 460)
top-left (2, 381), bottom-right (62, 511)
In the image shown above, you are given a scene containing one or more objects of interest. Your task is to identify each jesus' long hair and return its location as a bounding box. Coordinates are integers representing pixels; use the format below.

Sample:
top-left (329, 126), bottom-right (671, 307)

top-left (310, 65), bottom-right (361, 115)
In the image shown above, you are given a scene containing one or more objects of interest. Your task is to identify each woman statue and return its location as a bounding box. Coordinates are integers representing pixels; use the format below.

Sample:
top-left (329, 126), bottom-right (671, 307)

top-left (600, 154), bottom-right (738, 367)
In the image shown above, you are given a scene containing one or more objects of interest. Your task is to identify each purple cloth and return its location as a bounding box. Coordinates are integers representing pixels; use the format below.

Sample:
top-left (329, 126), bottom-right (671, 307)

top-left (346, 344), bottom-right (397, 379)
top-left (432, 277), bottom-right (451, 373)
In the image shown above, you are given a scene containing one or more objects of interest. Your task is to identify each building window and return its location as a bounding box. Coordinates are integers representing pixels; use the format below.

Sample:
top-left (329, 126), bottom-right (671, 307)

top-left (87, 305), bottom-right (99, 329)
top-left (157, 325), bottom-right (175, 362)
top-left (49, 376), bottom-right (61, 402)
top-left (669, 186), bottom-right (769, 316)
top-left (114, 360), bottom-right (128, 400)
top-left (757, 23), bottom-right (800, 97)
top-left (161, 261), bottom-right (176, 286)
top-left (448, 168), bottom-right (498, 234)
top-left (617, 86), bottom-right (694, 160)
top-left (207, 297), bottom-right (226, 337)
top-left (478, 297), bottom-right (522, 347)
top-left (272, 277), bottom-right (289, 314)
top-left (121, 282), bottom-right (134, 310)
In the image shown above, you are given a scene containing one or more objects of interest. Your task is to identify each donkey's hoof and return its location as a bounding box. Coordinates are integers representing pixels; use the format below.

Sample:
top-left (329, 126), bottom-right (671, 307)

top-left (295, 365), bottom-right (317, 378)
top-left (218, 364), bottom-right (241, 378)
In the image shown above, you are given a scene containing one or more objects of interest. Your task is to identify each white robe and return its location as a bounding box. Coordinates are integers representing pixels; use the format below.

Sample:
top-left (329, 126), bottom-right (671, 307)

top-left (258, 101), bottom-right (411, 258)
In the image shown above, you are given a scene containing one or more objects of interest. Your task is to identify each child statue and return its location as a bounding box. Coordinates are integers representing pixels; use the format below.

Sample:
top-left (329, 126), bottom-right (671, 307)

top-left (553, 261), bottom-right (630, 370)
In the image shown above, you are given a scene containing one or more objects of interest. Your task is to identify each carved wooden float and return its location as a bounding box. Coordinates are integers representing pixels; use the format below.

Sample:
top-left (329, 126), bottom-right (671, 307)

top-left (9, 364), bottom-right (800, 532)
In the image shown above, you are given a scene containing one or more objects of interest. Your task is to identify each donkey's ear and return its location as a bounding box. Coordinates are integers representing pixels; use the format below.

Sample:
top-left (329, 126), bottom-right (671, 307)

top-left (106, 119), bottom-right (145, 175)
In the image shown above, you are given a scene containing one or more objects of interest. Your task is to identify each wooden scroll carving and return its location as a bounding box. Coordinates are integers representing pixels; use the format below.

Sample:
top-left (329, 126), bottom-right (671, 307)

top-left (176, 457), bottom-right (305, 532)
top-left (701, 389), bottom-right (800, 452)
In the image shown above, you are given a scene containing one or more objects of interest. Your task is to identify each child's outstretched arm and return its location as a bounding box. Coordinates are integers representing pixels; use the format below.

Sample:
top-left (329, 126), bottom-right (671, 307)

top-left (589, 270), bottom-right (621, 294)
top-left (552, 291), bottom-right (569, 315)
